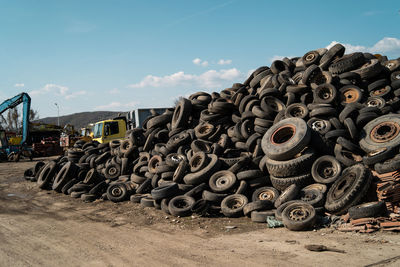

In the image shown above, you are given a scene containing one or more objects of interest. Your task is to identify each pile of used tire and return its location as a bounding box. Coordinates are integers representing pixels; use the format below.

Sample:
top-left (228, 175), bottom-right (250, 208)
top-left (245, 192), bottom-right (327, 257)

top-left (24, 43), bottom-right (400, 231)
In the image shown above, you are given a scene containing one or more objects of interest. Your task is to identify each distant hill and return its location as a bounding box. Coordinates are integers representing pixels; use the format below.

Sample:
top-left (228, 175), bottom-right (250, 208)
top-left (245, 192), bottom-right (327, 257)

top-left (34, 111), bottom-right (124, 129)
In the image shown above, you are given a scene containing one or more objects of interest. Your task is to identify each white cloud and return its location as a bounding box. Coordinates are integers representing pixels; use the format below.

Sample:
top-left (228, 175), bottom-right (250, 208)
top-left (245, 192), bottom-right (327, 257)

top-left (127, 68), bottom-right (243, 89)
top-left (65, 90), bottom-right (87, 100)
top-left (109, 88), bottom-right (120, 94)
top-left (326, 37), bottom-right (400, 56)
top-left (30, 83), bottom-right (86, 100)
top-left (269, 55), bottom-right (284, 63)
top-left (192, 58), bottom-right (209, 67)
top-left (30, 84), bottom-right (69, 96)
top-left (95, 101), bottom-right (140, 111)
top-left (14, 83), bottom-right (24, 87)
top-left (218, 59), bottom-right (232, 65)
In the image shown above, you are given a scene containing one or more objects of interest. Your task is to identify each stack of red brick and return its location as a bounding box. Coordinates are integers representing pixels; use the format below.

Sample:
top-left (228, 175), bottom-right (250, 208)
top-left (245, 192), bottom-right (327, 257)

top-left (337, 171), bottom-right (400, 233)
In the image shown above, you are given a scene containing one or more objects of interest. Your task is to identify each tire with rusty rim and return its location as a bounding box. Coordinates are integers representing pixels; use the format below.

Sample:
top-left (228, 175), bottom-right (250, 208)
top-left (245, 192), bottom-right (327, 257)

top-left (313, 83), bottom-right (337, 104)
top-left (194, 122), bottom-right (215, 140)
top-left (311, 155), bottom-right (342, 184)
top-left (221, 194), bottom-right (248, 218)
top-left (282, 202), bottom-right (317, 231)
top-left (252, 186), bottom-right (280, 203)
top-left (325, 164), bottom-right (372, 215)
top-left (359, 114), bottom-right (400, 152)
top-left (302, 50), bottom-right (321, 66)
top-left (284, 103), bottom-right (309, 119)
top-left (339, 85), bottom-right (362, 105)
top-left (261, 117), bottom-right (311, 161)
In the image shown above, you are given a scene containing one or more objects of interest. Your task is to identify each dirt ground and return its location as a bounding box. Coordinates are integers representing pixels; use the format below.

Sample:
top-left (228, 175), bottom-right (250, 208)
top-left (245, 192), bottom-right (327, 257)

top-left (1, 158), bottom-right (400, 267)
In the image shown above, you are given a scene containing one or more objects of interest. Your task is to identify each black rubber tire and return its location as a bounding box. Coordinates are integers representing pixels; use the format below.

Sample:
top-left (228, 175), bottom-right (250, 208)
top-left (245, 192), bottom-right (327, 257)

top-left (337, 136), bottom-right (363, 154)
top-left (209, 170), bottom-right (237, 193)
top-left (320, 43), bottom-right (345, 69)
top-left (140, 196), bottom-right (155, 207)
top-left (202, 190), bottom-right (227, 203)
top-left (71, 191), bottom-right (87, 198)
top-left (191, 199), bottom-right (209, 215)
top-left (165, 153), bottom-right (186, 167)
top-left (334, 143), bottom-right (359, 167)
top-left (328, 52), bottom-right (365, 74)
top-left (344, 117), bottom-right (358, 140)
top-left (189, 151), bottom-right (208, 173)
top-left (275, 200), bottom-right (306, 221)
top-left (282, 202), bottom-right (317, 231)
top-left (168, 195), bottom-right (196, 217)
top-left (362, 147), bottom-right (396, 166)
top-left (172, 160), bottom-right (188, 183)
top-left (274, 184), bottom-right (300, 208)
top-left (325, 164), bottom-right (372, 215)
top-left (313, 83), bottom-right (337, 104)
top-left (37, 161), bottom-right (57, 189)
top-left (339, 86), bottom-right (363, 105)
top-left (184, 182), bottom-right (207, 198)
top-left (89, 181), bottom-right (108, 196)
top-left (171, 98), bottom-right (192, 130)
top-left (236, 169), bottom-right (264, 181)
top-left (61, 178), bottom-right (78, 195)
top-left (353, 59), bottom-right (383, 80)
top-left (307, 118), bottom-right (331, 134)
top-left (107, 183), bottom-right (129, 203)
top-left (299, 188), bottom-right (324, 207)
top-left (183, 154), bottom-right (220, 185)
top-left (285, 103), bottom-right (309, 119)
top-left (131, 173), bottom-right (147, 184)
top-left (311, 155), bottom-right (342, 184)
top-left (81, 193), bottom-right (97, 202)
top-left (221, 194), bottom-right (248, 218)
top-left (265, 148), bottom-right (315, 178)
top-left (270, 173), bottom-right (312, 191)
top-left (359, 114), bottom-right (400, 153)
top-left (243, 200), bottom-right (274, 217)
top-left (252, 186), bottom-right (280, 203)
top-left (228, 156), bottom-right (251, 173)
top-left (303, 183), bottom-right (328, 194)
top-left (151, 182), bottom-right (179, 200)
top-left (374, 155), bottom-right (400, 174)
top-left (130, 194), bottom-right (147, 203)
top-left (250, 210), bottom-right (276, 223)
top-left (309, 107), bottom-right (337, 118)
top-left (348, 201), bottom-right (387, 219)
top-left (261, 118), bottom-right (311, 161)
top-left (104, 163), bottom-right (121, 180)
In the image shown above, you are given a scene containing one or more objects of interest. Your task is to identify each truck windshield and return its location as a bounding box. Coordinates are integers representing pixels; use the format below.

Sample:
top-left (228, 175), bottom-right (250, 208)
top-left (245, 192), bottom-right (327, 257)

top-left (93, 123), bottom-right (103, 138)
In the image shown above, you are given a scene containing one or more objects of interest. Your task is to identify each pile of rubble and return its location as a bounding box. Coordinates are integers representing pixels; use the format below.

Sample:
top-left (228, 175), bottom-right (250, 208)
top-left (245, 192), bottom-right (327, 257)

top-left (24, 43), bottom-right (400, 231)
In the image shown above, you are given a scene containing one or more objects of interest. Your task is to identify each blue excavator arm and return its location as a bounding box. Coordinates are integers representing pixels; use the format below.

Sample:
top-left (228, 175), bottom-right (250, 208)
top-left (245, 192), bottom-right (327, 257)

top-left (0, 92), bottom-right (31, 145)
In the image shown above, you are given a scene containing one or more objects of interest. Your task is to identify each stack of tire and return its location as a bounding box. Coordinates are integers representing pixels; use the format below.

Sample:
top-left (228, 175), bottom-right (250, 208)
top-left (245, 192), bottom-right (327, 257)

top-left (24, 43), bottom-right (400, 231)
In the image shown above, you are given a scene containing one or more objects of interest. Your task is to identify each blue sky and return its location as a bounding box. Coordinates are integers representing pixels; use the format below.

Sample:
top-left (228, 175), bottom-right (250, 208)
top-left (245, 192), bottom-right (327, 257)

top-left (0, 0), bottom-right (399, 118)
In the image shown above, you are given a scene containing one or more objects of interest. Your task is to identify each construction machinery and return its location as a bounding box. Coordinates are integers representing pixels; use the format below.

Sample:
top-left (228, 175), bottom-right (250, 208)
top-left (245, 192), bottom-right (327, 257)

top-left (0, 92), bottom-right (32, 161)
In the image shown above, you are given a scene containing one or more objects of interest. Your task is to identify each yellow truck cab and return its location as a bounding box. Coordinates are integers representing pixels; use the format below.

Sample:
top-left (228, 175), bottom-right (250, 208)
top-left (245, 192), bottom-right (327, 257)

top-left (92, 118), bottom-right (127, 143)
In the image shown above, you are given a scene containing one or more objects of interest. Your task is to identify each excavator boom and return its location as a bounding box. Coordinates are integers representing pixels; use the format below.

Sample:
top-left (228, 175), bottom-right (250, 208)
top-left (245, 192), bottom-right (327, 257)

top-left (0, 92), bottom-right (31, 144)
